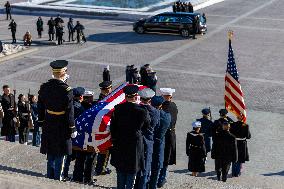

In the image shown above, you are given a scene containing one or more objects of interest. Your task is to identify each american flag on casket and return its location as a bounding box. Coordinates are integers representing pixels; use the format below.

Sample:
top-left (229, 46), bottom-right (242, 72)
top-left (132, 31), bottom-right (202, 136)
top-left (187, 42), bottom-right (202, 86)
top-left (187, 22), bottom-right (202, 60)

top-left (72, 82), bottom-right (147, 152)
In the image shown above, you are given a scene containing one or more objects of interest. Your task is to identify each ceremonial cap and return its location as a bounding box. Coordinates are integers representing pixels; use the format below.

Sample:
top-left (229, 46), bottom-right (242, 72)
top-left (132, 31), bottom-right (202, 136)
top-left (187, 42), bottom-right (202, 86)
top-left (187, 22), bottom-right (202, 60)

top-left (138, 88), bottom-right (155, 99)
top-left (219, 109), bottom-right (228, 115)
top-left (202, 108), bottom-right (210, 115)
top-left (151, 96), bottom-right (164, 107)
top-left (222, 121), bottom-right (229, 125)
top-left (99, 81), bottom-right (112, 89)
top-left (124, 85), bottom-right (139, 97)
top-left (192, 121), bottom-right (202, 128)
top-left (50, 60), bottom-right (68, 72)
top-left (84, 90), bottom-right (94, 96)
top-left (160, 88), bottom-right (175, 96)
top-left (73, 87), bottom-right (85, 97)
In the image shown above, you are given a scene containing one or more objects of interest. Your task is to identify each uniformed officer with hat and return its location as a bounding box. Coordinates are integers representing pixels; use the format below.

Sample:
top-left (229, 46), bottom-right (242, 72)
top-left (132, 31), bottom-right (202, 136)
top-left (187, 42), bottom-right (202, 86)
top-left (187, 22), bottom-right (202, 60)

top-left (135, 88), bottom-right (159, 189)
top-left (95, 80), bottom-right (113, 175)
top-left (158, 88), bottom-right (178, 187)
top-left (196, 108), bottom-right (213, 155)
top-left (110, 85), bottom-right (150, 189)
top-left (38, 60), bottom-right (77, 181)
top-left (212, 109), bottom-right (234, 138)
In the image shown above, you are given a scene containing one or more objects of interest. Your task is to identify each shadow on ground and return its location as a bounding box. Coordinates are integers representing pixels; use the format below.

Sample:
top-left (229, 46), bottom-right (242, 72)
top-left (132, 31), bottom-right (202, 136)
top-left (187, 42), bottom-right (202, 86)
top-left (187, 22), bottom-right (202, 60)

top-left (87, 31), bottom-right (188, 44)
top-left (0, 164), bottom-right (45, 178)
top-left (263, 171), bottom-right (284, 176)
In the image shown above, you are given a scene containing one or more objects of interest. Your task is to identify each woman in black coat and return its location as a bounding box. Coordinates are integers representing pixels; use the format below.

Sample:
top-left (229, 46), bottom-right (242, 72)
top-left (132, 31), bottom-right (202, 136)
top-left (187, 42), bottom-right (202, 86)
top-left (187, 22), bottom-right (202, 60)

top-left (186, 121), bottom-right (206, 176)
top-left (230, 115), bottom-right (251, 177)
top-left (17, 94), bottom-right (29, 144)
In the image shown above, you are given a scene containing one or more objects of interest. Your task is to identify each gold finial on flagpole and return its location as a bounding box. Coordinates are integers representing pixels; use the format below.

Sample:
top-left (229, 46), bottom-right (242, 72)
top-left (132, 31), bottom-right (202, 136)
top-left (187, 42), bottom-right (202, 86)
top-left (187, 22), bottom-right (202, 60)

top-left (228, 30), bottom-right (234, 40)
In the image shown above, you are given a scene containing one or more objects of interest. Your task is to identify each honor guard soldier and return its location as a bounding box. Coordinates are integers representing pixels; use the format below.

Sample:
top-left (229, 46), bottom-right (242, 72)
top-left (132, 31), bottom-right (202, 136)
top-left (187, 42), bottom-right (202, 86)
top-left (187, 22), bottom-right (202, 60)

top-left (110, 85), bottom-right (150, 189)
top-left (158, 88), bottom-right (178, 188)
top-left (135, 88), bottom-right (159, 189)
top-left (230, 114), bottom-right (251, 177)
top-left (212, 109), bottom-right (234, 138)
top-left (211, 121), bottom-right (237, 182)
top-left (197, 108), bottom-right (213, 155)
top-left (38, 60), bottom-right (77, 181)
top-left (95, 80), bottom-right (113, 175)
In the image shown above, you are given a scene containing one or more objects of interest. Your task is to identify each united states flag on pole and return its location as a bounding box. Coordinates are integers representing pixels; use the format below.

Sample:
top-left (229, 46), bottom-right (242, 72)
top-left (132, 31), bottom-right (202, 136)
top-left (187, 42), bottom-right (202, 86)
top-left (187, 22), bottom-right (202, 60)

top-left (224, 38), bottom-right (247, 123)
top-left (72, 82), bottom-right (146, 151)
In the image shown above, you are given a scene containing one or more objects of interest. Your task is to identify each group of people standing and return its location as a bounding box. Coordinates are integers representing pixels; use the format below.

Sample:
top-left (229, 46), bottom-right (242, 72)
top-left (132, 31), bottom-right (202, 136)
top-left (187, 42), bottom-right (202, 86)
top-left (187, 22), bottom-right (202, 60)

top-left (4, 4), bottom-right (86, 46)
top-left (186, 108), bottom-right (251, 182)
top-left (0, 85), bottom-right (40, 146)
top-left (125, 64), bottom-right (158, 93)
top-left (172, 1), bottom-right (194, 13)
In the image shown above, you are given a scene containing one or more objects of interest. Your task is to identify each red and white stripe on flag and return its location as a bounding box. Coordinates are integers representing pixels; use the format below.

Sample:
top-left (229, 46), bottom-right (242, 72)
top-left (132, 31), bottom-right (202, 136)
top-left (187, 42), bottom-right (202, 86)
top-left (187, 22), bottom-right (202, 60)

top-left (224, 73), bottom-right (247, 123)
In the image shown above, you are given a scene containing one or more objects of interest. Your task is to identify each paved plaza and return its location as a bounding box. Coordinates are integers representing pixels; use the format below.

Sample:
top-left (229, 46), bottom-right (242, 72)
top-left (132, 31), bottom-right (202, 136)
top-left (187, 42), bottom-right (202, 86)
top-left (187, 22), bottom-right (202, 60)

top-left (0, 0), bottom-right (284, 188)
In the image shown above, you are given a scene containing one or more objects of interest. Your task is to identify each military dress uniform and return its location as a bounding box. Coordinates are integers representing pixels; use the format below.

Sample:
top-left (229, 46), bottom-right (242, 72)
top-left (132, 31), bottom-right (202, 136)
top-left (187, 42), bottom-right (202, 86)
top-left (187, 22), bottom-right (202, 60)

top-left (197, 108), bottom-right (213, 154)
top-left (134, 88), bottom-right (159, 189)
top-left (110, 85), bottom-right (151, 189)
top-left (158, 88), bottom-right (178, 187)
top-left (38, 60), bottom-right (76, 181)
top-left (95, 81), bottom-right (112, 176)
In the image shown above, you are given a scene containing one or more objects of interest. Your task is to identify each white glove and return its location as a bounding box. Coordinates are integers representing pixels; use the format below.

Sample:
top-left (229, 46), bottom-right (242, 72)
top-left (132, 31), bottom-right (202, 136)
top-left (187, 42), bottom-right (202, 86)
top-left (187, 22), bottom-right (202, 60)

top-left (13, 117), bottom-right (18, 123)
top-left (71, 131), bottom-right (78, 138)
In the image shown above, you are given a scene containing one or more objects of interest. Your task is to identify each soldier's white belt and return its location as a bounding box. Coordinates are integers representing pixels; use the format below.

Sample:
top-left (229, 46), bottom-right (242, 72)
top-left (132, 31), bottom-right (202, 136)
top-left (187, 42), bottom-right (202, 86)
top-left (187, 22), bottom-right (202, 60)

top-left (236, 138), bottom-right (246, 140)
top-left (46, 109), bottom-right (66, 115)
top-left (22, 113), bottom-right (29, 116)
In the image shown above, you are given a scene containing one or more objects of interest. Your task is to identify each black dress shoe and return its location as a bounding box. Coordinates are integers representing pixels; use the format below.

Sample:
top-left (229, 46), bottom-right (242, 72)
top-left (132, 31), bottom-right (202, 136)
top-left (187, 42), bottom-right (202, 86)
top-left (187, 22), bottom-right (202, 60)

top-left (157, 180), bottom-right (167, 188)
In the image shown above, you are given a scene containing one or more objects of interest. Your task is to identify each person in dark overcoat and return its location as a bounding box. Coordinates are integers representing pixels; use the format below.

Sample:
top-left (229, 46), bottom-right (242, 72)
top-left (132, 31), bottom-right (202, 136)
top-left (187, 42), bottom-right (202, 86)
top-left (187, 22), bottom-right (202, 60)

top-left (187, 2), bottom-right (193, 13)
top-left (17, 94), bottom-right (30, 144)
top-left (67, 17), bottom-right (74, 42)
top-left (47, 17), bottom-right (55, 41)
top-left (148, 96), bottom-right (171, 189)
top-left (1, 85), bottom-right (16, 142)
top-left (140, 64), bottom-right (150, 86)
top-left (197, 108), bottom-right (213, 155)
top-left (212, 109), bottom-right (234, 138)
top-left (36, 17), bottom-right (43, 38)
top-left (103, 65), bottom-right (111, 82)
top-left (73, 21), bottom-right (86, 43)
top-left (8, 19), bottom-right (17, 43)
top-left (5, 1), bottom-right (12, 20)
top-left (38, 60), bottom-right (77, 181)
top-left (145, 68), bottom-right (158, 93)
top-left (211, 121), bottom-right (237, 182)
top-left (110, 85), bottom-right (150, 189)
top-left (134, 88), bottom-right (159, 189)
top-left (157, 88), bottom-right (178, 188)
top-left (186, 121), bottom-right (206, 176)
top-left (230, 114), bottom-right (251, 177)
top-left (54, 15), bottom-right (64, 40)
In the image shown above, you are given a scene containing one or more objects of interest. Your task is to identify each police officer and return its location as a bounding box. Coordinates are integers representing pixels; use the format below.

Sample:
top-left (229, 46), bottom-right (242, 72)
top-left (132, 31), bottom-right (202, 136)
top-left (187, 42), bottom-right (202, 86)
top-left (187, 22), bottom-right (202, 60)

top-left (230, 114), bottom-right (251, 177)
top-left (197, 108), bottom-right (213, 155)
top-left (95, 81), bottom-right (112, 175)
top-left (38, 60), bottom-right (77, 181)
top-left (211, 121), bottom-right (237, 182)
top-left (135, 88), bottom-right (159, 189)
top-left (110, 85), bottom-right (150, 189)
top-left (158, 88), bottom-right (178, 188)
top-left (149, 96), bottom-right (171, 189)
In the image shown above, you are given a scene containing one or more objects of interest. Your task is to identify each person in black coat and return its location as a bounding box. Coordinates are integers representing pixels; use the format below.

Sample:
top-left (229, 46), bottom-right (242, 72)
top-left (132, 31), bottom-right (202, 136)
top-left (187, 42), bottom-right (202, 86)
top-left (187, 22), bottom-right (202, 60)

top-left (8, 19), bottom-right (17, 43)
top-left (158, 88), bottom-right (178, 188)
top-left (211, 121), bottom-right (237, 182)
top-left (47, 17), bottom-right (55, 41)
top-left (186, 121), bottom-right (206, 176)
top-left (5, 1), bottom-right (12, 20)
top-left (67, 17), bottom-right (74, 42)
top-left (103, 65), bottom-right (110, 82)
top-left (197, 108), bottom-right (213, 155)
top-left (38, 60), bottom-right (77, 181)
top-left (110, 85), bottom-right (150, 189)
top-left (36, 17), bottom-right (43, 38)
top-left (57, 22), bottom-right (64, 45)
top-left (135, 88), bottom-right (159, 189)
top-left (145, 68), bottom-right (158, 93)
top-left (230, 115), bottom-right (251, 177)
top-left (54, 15), bottom-right (64, 40)
top-left (212, 109), bottom-right (234, 138)
top-left (187, 2), bottom-right (194, 13)
top-left (148, 96), bottom-right (171, 189)
top-left (73, 21), bottom-right (86, 43)
top-left (140, 64), bottom-right (150, 86)
top-left (17, 94), bottom-right (30, 144)
top-left (1, 85), bottom-right (16, 142)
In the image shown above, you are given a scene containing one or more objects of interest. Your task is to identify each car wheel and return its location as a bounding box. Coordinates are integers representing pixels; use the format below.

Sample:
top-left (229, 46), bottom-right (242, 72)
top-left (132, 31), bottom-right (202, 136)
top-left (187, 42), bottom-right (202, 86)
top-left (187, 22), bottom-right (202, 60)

top-left (180, 29), bottom-right (189, 38)
top-left (136, 26), bottom-right (145, 34)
